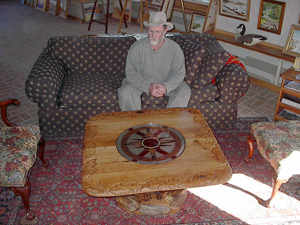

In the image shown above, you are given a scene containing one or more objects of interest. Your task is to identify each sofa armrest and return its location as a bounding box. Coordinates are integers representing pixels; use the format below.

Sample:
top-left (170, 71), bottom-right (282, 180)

top-left (25, 48), bottom-right (67, 110)
top-left (215, 63), bottom-right (250, 104)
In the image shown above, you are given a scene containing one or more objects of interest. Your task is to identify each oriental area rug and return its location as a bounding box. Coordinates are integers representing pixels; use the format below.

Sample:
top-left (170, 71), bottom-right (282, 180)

top-left (1, 117), bottom-right (300, 225)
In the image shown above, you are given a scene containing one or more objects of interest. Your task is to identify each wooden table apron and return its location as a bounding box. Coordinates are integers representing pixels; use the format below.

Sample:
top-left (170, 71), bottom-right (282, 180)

top-left (82, 108), bottom-right (232, 197)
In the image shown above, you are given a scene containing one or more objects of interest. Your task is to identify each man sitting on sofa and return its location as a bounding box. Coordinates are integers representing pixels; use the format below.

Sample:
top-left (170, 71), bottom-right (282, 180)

top-left (118, 11), bottom-right (191, 111)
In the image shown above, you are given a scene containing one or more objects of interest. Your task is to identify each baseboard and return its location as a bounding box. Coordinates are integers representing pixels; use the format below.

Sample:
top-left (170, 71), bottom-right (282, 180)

top-left (250, 76), bottom-right (280, 93)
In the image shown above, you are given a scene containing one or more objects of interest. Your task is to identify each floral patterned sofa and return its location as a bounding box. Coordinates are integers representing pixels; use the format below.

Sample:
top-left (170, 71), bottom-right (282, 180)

top-left (25, 33), bottom-right (250, 137)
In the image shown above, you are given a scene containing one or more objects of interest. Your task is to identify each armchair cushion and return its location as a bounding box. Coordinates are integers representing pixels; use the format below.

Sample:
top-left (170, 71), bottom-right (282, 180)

top-left (0, 125), bottom-right (40, 187)
top-left (251, 120), bottom-right (300, 181)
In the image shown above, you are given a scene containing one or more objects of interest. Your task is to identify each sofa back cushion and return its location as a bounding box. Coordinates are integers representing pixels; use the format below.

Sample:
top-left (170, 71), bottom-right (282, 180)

top-left (183, 33), bottom-right (229, 85)
top-left (47, 36), bottom-right (136, 76)
top-left (168, 36), bottom-right (206, 85)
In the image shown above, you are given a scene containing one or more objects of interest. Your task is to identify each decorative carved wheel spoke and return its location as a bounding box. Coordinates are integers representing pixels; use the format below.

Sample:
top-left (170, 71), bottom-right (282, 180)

top-left (116, 124), bottom-right (186, 165)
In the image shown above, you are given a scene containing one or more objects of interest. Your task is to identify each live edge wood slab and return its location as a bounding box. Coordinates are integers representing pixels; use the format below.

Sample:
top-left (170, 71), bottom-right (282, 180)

top-left (82, 108), bottom-right (232, 215)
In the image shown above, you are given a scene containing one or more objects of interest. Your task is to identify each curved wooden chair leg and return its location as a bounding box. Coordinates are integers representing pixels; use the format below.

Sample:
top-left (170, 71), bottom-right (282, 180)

top-left (266, 169), bottom-right (286, 208)
top-left (244, 132), bottom-right (255, 162)
top-left (11, 178), bottom-right (35, 220)
top-left (38, 136), bottom-right (48, 167)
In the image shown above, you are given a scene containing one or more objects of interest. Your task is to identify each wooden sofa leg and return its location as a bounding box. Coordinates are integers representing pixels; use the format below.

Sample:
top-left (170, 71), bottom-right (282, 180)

top-left (38, 136), bottom-right (48, 167)
top-left (266, 169), bottom-right (285, 208)
top-left (244, 132), bottom-right (255, 162)
top-left (11, 178), bottom-right (35, 220)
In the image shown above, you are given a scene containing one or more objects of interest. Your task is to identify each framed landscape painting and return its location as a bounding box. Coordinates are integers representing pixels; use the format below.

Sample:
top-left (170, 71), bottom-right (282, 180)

top-left (257, 0), bottom-right (285, 34)
top-left (219, 0), bottom-right (250, 21)
top-left (189, 13), bottom-right (205, 33)
top-left (283, 25), bottom-right (300, 58)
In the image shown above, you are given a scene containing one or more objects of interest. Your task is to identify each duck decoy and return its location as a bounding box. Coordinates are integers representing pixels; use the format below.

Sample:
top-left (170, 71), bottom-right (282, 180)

top-left (235, 24), bottom-right (268, 46)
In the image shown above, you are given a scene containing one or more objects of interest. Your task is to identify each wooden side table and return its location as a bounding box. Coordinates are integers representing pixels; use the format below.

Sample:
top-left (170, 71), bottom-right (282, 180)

top-left (274, 67), bottom-right (300, 121)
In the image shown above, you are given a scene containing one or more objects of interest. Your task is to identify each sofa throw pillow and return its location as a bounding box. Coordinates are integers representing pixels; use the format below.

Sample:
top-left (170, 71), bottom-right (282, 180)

top-left (183, 33), bottom-right (230, 85)
top-left (168, 36), bottom-right (206, 86)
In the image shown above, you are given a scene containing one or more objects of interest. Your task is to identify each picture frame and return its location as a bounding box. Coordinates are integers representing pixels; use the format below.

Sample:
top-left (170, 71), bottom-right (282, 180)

top-left (203, 0), bottom-right (218, 33)
top-left (82, 0), bottom-right (105, 23)
top-left (257, 0), bottom-right (285, 35)
top-left (58, 0), bottom-right (69, 18)
top-left (36, 0), bottom-right (47, 11)
top-left (189, 13), bottom-right (205, 33)
top-left (282, 25), bottom-right (300, 58)
top-left (219, 0), bottom-right (250, 21)
top-left (48, 0), bottom-right (59, 15)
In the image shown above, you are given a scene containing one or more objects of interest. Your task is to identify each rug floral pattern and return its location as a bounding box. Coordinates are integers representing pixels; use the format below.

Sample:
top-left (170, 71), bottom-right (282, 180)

top-left (1, 118), bottom-right (300, 224)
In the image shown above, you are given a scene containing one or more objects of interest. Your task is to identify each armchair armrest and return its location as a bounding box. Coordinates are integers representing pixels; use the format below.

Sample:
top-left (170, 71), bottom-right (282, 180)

top-left (25, 48), bottom-right (67, 110)
top-left (0, 99), bottom-right (20, 126)
top-left (215, 63), bottom-right (250, 104)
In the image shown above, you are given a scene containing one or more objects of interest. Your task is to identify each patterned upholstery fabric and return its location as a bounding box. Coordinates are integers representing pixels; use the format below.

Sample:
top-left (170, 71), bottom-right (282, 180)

top-left (25, 33), bottom-right (250, 137)
top-left (59, 73), bottom-right (123, 107)
top-left (26, 48), bottom-right (66, 111)
top-left (184, 33), bottom-right (230, 85)
top-left (0, 125), bottom-right (40, 187)
top-left (189, 82), bottom-right (219, 104)
top-left (215, 63), bottom-right (250, 104)
top-left (168, 36), bottom-right (206, 85)
top-left (251, 121), bottom-right (300, 181)
top-left (48, 36), bottom-right (136, 76)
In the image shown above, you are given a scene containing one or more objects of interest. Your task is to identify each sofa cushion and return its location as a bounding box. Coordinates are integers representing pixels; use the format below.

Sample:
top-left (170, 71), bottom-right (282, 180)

top-left (58, 72), bottom-right (122, 108)
top-left (168, 36), bottom-right (206, 85)
top-left (183, 33), bottom-right (229, 85)
top-left (47, 36), bottom-right (136, 76)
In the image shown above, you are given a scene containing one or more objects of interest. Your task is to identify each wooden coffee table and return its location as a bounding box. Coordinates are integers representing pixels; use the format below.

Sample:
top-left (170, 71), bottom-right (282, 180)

top-left (82, 108), bottom-right (232, 215)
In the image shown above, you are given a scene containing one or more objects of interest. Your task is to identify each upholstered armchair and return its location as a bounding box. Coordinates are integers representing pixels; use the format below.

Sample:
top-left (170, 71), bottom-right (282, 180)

top-left (244, 121), bottom-right (300, 208)
top-left (0, 99), bottom-right (48, 220)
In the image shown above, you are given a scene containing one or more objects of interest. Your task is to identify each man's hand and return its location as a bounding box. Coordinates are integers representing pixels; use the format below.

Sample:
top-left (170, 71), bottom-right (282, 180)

top-left (149, 83), bottom-right (166, 97)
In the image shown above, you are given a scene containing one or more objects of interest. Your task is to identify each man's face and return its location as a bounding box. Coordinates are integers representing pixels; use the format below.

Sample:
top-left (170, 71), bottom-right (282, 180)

top-left (148, 25), bottom-right (167, 46)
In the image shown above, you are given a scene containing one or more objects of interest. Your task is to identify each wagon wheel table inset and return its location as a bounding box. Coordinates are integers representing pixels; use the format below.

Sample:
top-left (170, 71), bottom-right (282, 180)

top-left (82, 108), bottom-right (232, 216)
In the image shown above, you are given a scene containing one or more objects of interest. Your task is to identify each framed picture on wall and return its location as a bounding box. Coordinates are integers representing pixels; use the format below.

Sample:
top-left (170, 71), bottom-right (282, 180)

top-left (257, 0), bottom-right (285, 35)
top-left (219, 0), bottom-right (250, 21)
top-left (189, 13), bottom-right (205, 33)
top-left (282, 25), bottom-right (300, 58)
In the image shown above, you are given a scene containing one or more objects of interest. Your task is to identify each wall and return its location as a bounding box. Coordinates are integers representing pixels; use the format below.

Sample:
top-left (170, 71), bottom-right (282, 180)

top-left (215, 0), bottom-right (300, 47)
top-left (214, 0), bottom-right (300, 86)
